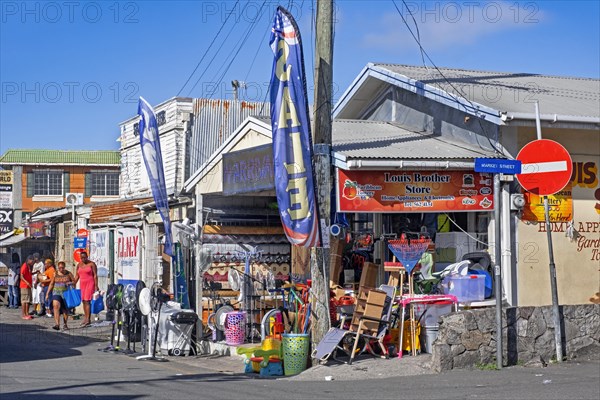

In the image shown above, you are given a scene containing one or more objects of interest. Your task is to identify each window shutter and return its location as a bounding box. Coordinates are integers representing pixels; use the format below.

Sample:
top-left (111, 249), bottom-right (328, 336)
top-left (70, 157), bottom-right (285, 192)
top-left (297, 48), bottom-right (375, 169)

top-left (27, 172), bottom-right (34, 197)
top-left (84, 172), bottom-right (92, 197)
top-left (63, 171), bottom-right (70, 194)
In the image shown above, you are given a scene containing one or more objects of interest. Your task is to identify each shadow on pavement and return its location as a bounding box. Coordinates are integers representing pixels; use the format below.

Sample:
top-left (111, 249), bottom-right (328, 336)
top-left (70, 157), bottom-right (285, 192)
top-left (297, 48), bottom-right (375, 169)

top-left (0, 321), bottom-right (107, 364)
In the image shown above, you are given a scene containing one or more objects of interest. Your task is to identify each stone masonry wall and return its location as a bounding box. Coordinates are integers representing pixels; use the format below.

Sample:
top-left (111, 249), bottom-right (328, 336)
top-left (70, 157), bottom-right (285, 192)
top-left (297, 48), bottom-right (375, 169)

top-left (430, 304), bottom-right (600, 372)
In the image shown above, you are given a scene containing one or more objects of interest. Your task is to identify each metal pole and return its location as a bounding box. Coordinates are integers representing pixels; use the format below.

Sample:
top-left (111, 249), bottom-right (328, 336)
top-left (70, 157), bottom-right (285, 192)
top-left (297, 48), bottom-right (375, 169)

top-left (493, 173), bottom-right (503, 369)
top-left (535, 101), bottom-right (563, 362)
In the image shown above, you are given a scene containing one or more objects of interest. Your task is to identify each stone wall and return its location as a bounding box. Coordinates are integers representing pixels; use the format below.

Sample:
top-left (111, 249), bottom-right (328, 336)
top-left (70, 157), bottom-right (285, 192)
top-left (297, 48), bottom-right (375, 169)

top-left (430, 304), bottom-right (600, 372)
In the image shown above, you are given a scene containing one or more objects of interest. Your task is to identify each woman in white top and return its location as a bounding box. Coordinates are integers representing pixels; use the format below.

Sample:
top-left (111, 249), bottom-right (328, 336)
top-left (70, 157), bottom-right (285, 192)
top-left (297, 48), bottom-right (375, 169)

top-left (30, 253), bottom-right (44, 314)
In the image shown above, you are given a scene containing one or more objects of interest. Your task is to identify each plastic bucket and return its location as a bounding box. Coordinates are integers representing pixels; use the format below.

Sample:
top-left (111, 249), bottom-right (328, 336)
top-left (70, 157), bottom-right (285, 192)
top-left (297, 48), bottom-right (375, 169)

top-left (282, 333), bottom-right (310, 375)
top-left (224, 311), bottom-right (246, 345)
top-left (420, 325), bottom-right (439, 354)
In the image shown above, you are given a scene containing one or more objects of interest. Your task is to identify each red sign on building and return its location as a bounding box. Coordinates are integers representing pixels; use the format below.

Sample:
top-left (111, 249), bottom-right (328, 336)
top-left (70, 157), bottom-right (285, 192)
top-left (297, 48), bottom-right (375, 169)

top-left (337, 169), bottom-right (494, 213)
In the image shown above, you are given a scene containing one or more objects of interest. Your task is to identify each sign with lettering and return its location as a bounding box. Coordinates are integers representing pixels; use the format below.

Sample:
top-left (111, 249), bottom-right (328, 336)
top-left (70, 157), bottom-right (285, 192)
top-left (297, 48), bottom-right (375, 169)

top-left (0, 208), bottom-right (13, 234)
top-left (475, 158), bottom-right (522, 174)
top-left (337, 170), bottom-right (494, 213)
top-left (223, 144), bottom-right (275, 195)
top-left (522, 182), bottom-right (573, 223)
top-left (116, 227), bottom-right (140, 281)
top-left (73, 237), bottom-right (88, 249)
top-left (0, 171), bottom-right (13, 185)
top-left (89, 229), bottom-right (109, 277)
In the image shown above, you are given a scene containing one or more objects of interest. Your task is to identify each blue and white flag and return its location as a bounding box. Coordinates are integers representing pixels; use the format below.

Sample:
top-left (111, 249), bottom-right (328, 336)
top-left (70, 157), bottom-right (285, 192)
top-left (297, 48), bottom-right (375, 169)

top-left (269, 7), bottom-right (320, 247)
top-left (138, 97), bottom-right (174, 256)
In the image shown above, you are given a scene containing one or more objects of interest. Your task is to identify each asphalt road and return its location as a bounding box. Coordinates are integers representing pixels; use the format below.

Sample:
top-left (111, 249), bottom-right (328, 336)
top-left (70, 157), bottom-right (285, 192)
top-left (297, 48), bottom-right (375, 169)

top-left (1, 307), bottom-right (599, 400)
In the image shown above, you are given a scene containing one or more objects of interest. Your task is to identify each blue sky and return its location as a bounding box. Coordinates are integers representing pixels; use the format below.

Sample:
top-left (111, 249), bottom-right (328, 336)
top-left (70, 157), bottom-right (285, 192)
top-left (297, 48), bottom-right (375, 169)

top-left (1, 0), bottom-right (599, 153)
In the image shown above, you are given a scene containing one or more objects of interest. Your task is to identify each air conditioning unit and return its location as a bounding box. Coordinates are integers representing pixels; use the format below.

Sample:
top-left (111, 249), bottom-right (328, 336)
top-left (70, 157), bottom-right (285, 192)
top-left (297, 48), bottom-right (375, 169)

top-left (65, 193), bottom-right (84, 206)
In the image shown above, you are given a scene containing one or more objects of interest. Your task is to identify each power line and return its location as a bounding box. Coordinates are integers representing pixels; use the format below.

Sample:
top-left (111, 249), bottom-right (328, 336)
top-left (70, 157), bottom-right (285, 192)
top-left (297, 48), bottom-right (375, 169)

top-left (393, 0), bottom-right (505, 156)
top-left (177, 0), bottom-right (241, 96)
top-left (187, 0), bottom-right (254, 96)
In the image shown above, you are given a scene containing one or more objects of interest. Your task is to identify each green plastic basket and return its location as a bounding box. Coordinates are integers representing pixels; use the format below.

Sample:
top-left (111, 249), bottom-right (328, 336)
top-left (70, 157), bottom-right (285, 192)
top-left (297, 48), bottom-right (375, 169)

top-left (282, 333), bottom-right (310, 376)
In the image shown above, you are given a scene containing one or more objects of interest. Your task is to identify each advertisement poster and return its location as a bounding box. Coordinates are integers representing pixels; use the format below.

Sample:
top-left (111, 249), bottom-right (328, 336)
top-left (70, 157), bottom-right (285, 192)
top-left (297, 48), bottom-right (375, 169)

top-left (116, 227), bottom-right (140, 283)
top-left (337, 169), bottom-right (494, 213)
top-left (89, 229), bottom-right (109, 277)
top-left (522, 182), bottom-right (573, 222)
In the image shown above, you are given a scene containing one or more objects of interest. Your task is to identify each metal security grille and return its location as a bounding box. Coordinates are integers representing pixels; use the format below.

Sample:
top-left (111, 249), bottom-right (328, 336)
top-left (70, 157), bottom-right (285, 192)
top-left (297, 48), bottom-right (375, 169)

top-left (92, 172), bottom-right (119, 196)
top-left (34, 170), bottom-right (63, 195)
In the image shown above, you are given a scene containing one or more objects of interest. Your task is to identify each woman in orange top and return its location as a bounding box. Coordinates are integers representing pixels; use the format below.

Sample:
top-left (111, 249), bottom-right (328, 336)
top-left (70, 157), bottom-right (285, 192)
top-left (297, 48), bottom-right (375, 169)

top-left (37, 259), bottom-right (56, 317)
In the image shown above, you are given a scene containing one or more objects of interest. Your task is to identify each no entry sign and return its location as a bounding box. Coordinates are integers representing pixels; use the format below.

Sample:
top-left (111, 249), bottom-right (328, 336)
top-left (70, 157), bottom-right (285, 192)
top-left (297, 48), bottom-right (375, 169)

top-left (516, 139), bottom-right (572, 196)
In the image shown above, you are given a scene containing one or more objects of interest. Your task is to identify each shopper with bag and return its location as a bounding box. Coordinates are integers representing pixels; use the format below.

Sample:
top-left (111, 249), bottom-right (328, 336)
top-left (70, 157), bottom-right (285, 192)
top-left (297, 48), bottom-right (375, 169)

top-left (46, 261), bottom-right (75, 331)
top-left (37, 259), bottom-right (56, 317)
top-left (73, 251), bottom-right (98, 328)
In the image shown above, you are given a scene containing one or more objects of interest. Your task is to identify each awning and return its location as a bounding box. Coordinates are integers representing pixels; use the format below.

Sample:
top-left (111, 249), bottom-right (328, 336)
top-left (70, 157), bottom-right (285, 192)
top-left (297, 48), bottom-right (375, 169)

top-left (0, 231), bottom-right (26, 248)
top-left (202, 234), bottom-right (289, 245)
top-left (30, 208), bottom-right (69, 221)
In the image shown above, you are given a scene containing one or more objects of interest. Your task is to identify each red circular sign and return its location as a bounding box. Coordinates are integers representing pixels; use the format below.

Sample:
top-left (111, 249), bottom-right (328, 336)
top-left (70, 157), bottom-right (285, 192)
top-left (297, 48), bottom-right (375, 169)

top-left (76, 228), bottom-right (89, 238)
top-left (516, 139), bottom-right (572, 196)
top-left (73, 248), bottom-right (86, 263)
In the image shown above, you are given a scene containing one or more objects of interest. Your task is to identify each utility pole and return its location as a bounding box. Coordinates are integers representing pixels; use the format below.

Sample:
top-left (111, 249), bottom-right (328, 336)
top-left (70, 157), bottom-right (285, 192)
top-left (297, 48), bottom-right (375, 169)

top-left (311, 0), bottom-right (334, 347)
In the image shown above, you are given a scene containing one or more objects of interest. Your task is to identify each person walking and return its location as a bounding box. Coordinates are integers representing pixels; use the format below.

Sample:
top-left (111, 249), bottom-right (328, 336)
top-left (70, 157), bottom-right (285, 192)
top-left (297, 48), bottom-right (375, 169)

top-left (37, 259), bottom-right (56, 317)
top-left (7, 253), bottom-right (20, 309)
top-left (73, 251), bottom-right (98, 327)
top-left (30, 253), bottom-right (44, 315)
top-left (19, 255), bottom-right (34, 320)
top-left (46, 261), bottom-right (75, 331)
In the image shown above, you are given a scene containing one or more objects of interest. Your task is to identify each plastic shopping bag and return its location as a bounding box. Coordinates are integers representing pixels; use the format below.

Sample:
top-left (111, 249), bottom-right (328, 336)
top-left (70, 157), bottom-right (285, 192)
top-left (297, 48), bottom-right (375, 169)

top-left (91, 293), bottom-right (105, 314)
top-left (63, 287), bottom-right (82, 309)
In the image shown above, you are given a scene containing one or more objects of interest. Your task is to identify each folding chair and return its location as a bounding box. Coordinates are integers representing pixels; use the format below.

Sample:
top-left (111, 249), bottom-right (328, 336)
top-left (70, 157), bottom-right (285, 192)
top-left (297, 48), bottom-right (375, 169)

top-left (312, 285), bottom-right (396, 365)
top-left (347, 284), bottom-right (396, 365)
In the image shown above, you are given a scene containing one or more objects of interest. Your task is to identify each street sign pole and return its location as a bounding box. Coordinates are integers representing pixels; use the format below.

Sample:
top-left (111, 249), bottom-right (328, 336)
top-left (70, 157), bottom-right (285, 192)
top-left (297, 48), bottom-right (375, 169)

top-left (493, 173), bottom-right (503, 369)
top-left (535, 101), bottom-right (564, 362)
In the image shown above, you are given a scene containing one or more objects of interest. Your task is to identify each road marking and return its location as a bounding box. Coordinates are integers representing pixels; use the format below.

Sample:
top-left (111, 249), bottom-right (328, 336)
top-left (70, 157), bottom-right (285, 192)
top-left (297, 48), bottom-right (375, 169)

top-left (520, 161), bottom-right (567, 174)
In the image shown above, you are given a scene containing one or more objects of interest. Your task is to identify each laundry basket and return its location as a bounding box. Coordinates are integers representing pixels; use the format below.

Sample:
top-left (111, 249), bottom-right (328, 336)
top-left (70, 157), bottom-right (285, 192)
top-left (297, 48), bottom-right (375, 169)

top-left (224, 311), bottom-right (246, 345)
top-left (282, 333), bottom-right (310, 375)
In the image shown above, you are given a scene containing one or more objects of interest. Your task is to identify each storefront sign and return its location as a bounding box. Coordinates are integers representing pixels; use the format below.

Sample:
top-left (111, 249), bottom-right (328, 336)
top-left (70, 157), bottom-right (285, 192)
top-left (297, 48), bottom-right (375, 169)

top-left (0, 171), bottom-right (13, 185)
top-left (89, 229), bottom-right (109, 277)
top-left (222, 144), bottom-right (274, 195)
top-left (73, 237), bottom-right (87, 249)
top-left (26, 221), bottom-right (49, 238)
top-left (337, 169), bottom-right (494, 213)
top-left (0, 191), bottom-right (12, 208)
top-left (0, 208), bottom-right (13, 234)
top-left (116, 227), bottom-right (140, 282)
top-left (522, 182), bottom-right (573, 222)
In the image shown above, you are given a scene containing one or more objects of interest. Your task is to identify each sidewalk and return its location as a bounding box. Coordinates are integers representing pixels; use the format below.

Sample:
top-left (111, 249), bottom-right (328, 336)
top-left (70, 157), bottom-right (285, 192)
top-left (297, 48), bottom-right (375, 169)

top-left (0, 305), bottom-right (437, 381)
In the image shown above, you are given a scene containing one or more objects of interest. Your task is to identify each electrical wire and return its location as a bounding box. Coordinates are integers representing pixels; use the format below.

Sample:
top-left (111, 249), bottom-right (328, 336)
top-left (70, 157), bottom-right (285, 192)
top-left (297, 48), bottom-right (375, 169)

top-left (177, 0), bottom-right (241, 96)
top-left (187, 0), bottom-right (254, 96)
top-left (442, 213), bottom-right (489, 246)
top-left (392, 0), bottom-right (506, 156)
top-left (206, 1), bottom-right (269, 98)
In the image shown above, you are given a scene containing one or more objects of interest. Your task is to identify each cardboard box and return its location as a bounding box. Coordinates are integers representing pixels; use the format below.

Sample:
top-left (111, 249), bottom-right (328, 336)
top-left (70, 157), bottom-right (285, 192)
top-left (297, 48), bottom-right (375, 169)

top-left (359, 262), bottom-right (378, 289)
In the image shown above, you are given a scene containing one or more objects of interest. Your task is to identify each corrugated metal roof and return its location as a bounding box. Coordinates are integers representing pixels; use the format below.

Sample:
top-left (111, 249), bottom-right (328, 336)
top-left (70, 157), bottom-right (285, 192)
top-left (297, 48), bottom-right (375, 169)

top-left (0, 149), bottom-right (120, 165)
top-left (374, 64), bottom-right (600, 119)
top-left (333, 120), bottom-right (497, 159)
top-left (188, 99), bottom-right (270, 174)
top-left (89, 197), bottom-right (152, 224)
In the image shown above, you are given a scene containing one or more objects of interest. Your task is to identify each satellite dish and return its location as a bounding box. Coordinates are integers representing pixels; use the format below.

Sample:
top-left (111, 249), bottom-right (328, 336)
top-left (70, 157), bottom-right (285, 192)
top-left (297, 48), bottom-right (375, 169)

top-left (138, 287), bottom-right (151, 316)
top-left (228, 268), bottom-right (241, 291)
